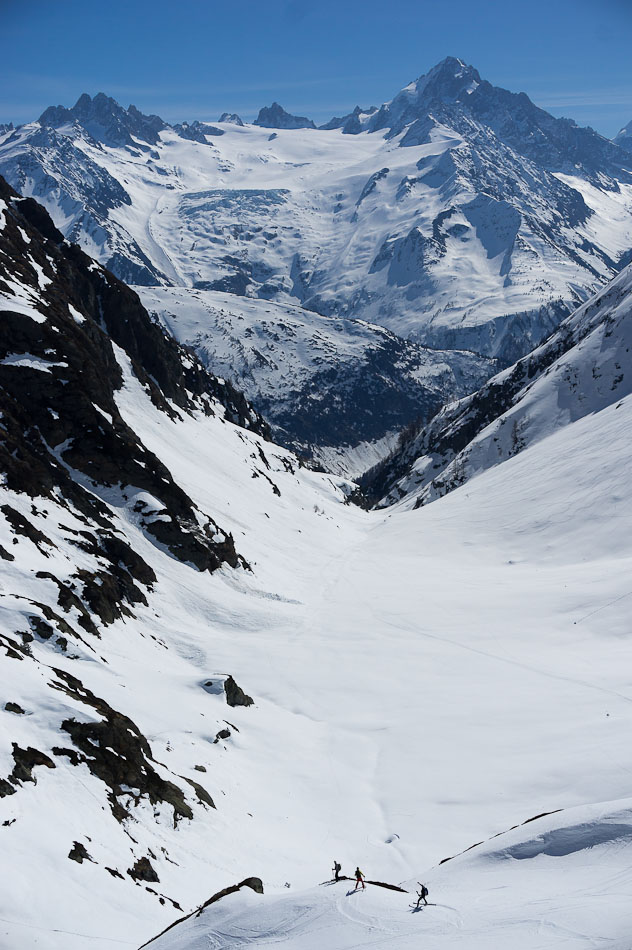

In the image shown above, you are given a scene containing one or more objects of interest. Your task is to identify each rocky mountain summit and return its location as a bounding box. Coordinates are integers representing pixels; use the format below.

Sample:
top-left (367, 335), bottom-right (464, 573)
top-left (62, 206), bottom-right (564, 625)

top-left (38, 92), bottom-right (168, 149)
top-left (218, 112), bottom-right (245, 126)
top-left (254, 102), bottom-right (316, 130)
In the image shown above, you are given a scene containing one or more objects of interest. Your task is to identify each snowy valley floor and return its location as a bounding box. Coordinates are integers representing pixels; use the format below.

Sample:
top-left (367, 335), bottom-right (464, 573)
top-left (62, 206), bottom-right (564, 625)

top-left (1, 358), bottom-right (632, 948)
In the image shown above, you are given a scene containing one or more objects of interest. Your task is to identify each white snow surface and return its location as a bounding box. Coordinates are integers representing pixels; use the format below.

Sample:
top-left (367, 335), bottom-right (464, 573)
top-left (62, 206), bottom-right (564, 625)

top-left (1, 318), bottom-right (632, 949)
top-left (148, 798), bottom-right (632, 950)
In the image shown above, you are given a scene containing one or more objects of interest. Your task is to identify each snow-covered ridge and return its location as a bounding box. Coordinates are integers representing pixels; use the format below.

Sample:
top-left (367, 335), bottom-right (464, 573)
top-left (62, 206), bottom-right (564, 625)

top-left (365, 260), bottom-right (632, 507)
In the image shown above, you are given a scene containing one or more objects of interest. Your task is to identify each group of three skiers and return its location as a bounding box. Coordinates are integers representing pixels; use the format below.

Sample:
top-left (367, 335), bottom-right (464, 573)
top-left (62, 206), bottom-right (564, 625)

top-left (332, 861), bottom-right (429, 904)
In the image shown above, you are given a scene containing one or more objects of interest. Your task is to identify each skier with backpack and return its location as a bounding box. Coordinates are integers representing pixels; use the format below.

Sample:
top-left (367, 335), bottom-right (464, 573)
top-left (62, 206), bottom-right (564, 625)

top-left (332, 860), bottom-right (342, 882)
top-left (354, 867), bottom-right (365, 890)
top-left (415, 883), bottom-right (429, 907)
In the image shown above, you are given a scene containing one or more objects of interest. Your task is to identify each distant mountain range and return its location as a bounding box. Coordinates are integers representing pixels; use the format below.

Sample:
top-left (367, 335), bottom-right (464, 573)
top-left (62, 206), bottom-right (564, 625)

top-left (1, 58), bottom-right (631, 461)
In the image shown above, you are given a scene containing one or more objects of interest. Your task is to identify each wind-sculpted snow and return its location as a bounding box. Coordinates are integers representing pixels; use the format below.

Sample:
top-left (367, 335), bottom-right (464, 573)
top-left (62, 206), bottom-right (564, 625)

top-left (365, 262), bottom-right (632, 507)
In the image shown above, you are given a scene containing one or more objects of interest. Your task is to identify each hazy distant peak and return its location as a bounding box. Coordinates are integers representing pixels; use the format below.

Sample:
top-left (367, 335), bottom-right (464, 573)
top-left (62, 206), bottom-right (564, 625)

top-left (613, 119), bottom-right (632, 152)
top-left (254, 102), bottom-right (316, 130)
top-left (219, 112), bottom-right (245, 126)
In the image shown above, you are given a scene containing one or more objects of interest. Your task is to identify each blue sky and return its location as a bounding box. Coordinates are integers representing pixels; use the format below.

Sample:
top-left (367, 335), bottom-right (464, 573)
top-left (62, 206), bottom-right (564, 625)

top-left (3, 0), bottom-right (631, 137)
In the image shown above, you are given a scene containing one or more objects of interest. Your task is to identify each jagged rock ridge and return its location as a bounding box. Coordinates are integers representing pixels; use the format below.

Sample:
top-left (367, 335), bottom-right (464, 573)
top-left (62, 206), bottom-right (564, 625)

top-left (254, 103), bottom-right (316, 130)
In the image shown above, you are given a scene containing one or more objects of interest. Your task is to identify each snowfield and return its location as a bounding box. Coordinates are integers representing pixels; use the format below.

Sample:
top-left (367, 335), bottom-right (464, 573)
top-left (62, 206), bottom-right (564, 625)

top-left (147, 799), bottom-right (632, 949)
top-left (2, 337), bottom-right (631, 948)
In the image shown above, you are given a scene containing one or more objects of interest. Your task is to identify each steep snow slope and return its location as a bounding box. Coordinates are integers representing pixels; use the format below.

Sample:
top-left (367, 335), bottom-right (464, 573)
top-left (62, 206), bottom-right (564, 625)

top-left (123, 380), bottom-right (631, 949)
top-left (108, 341), bottom-right (632, 950)
top-left (139, 286), bottom-right (494, 469)
top-left (367, 260), bottom-right (632, 507)
top-left (2, 185), bottom-right (632, 950)
top-left (147, 799), bottom-right (632, 950)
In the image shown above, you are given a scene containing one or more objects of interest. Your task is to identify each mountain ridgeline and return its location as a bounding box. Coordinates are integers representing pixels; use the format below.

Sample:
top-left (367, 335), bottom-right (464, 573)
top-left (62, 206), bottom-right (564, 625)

top-left (1, 57), bottom-right (631, 461)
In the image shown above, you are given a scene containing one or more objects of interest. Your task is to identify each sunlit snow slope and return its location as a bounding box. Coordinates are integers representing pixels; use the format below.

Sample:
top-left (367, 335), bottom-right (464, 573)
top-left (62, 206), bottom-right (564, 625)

top-left (1, 188), bottom-right (632, 950)
top-left (147, 799), bottom-right (632, 950)
top-left (138, 375), bottom-right (632, 950)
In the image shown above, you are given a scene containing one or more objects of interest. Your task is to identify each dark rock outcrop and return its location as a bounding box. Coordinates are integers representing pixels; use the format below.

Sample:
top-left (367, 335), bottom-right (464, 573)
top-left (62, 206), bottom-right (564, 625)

top-left (224, 675), bottom-right (254, 708)
top-left (174, 121), bottom-right (224, 144)
top-left (0, 175), bottom-right (267, 591)
top-left (51, 668), bottom-right (202, 824)
top-left (128, 856), bottom-right (160, 882)
top-left (254, 103), bottom-right (315, 130)
top-left (140, 877), bottom-right (264, 948)
top-left (0, 743), bottom-right (56, 797)
top-left (68, 841), bottom-right (94, 864)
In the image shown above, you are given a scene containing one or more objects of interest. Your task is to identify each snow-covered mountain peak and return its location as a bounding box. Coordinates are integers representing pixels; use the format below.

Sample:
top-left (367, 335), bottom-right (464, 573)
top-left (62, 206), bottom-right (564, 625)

top-left (3, 67), bottom-right (632, 459)
top-left (218, 112), bottom-right (245, 126)
top-left (410, 55), bottom-right (482, 102)
top-left (38, 92), bottom-right (168, 148)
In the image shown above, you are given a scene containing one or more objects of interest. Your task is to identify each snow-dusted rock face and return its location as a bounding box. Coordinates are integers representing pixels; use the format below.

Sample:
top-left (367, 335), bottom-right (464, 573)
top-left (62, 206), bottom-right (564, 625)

top-left (359, 58), bottom-right (632, 181)
top-left (365, 261), bottom-right (632, 507)
top-left (0, 177), bottom-right (264, 572)
top-left (39, 92), bottom-right (168, 149)
top-left (614, 119), bottom-right (632, 153)
top-left (320, 104), bottom-right (379, 133)
top-left (172, 120), bottom-right (225, 144)
top-left (0, 122), bottom-right (168, 286)
top-left (218, 112), bottom-right (244, 126)
top-left (254, 102), bottom-right (316, 130)
top-left (140, 287), bottom-right (495, 465)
